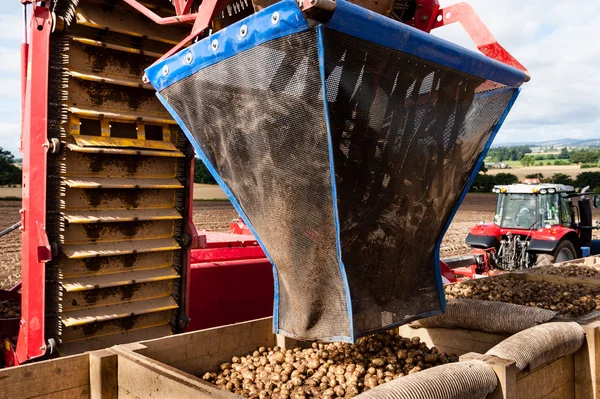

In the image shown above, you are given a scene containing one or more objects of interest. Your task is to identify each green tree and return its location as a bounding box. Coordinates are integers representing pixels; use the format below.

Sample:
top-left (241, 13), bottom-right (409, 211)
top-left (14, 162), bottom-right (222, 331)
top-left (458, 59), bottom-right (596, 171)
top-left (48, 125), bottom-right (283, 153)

top-left (194, 158), bottom-right (216, 184)
top-left (520, 156), bottom-right (534, 167)
top-left (471, 173), bottom-right (496, 192)
top-left (549, 173), bottom-right (573, 185)
top-left (494, 173), bottom-right (519, 185)
top-left (0, 148), bottom-right (21, 186)
top-left (570, 150), bottom-right (600, 164)
top-left (575, 172), bottom-right (600, 191)
top-left (525, 173), bottom-right (544, 179)
top-left (559, 147), bottom-right (570, 159)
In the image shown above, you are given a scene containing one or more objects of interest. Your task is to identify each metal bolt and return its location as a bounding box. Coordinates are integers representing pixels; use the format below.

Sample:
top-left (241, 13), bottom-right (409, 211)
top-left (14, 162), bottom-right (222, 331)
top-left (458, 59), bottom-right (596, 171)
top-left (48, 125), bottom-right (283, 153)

top-left (240, 24), bottom-right (248, 37)
top-left (211, 39), bottom-right (219, 51)
top-left (162, 65), bottom-right (169, 76)
top-left (421, 15), bottom-right (427, 21)
top-left (185, 52), bottom-right (193, 64)
top-left (271, 11), bottom-right (280, 24)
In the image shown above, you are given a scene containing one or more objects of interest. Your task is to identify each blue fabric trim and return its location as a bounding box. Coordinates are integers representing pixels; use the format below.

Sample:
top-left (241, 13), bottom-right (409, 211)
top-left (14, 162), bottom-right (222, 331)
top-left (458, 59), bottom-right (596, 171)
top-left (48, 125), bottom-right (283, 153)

top-left (327, 0), bottom-right (527, 88)
top-left (154, 92), bottom-right (281, 333)
top-left (146, 0), bottom-right (309, 92)
top-left (435, 88), bottom-right (521, 298)
top-left (317, 25), bottom-right (354, 343)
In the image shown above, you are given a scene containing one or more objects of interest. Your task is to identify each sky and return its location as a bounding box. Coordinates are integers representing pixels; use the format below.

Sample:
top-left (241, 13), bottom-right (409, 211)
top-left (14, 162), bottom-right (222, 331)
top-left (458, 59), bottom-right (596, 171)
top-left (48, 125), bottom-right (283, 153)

top-left (0, 0), bottom-right (598, 155)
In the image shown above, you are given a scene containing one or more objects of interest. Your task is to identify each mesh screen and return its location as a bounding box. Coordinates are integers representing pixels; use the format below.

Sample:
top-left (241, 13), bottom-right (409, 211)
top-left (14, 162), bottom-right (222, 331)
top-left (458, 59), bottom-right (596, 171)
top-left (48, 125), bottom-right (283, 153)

top-left (322, 28), bottom-right (516, 335)
top-left (161, 30), bottom-right (352, 340)
top-left (159, 26), bottom-right (517, 340)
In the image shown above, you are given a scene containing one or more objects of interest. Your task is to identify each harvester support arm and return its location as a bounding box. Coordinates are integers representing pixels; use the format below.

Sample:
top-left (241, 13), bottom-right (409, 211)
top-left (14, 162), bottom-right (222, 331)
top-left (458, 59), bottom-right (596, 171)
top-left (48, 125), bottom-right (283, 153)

top-left (17, 3), bottom-right (53, 364)
top-left (431, 2), bottom-right (530, 80)
top-left (121, 0), bottom-right (199, 24)
top-left (122, 0), bottom-right (222, 67)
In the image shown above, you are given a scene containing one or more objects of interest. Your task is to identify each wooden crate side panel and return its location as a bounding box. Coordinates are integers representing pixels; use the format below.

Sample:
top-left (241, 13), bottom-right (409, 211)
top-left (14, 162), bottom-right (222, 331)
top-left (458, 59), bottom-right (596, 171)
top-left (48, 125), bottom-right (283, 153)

top-left (399, 326), bottom-right (506, 356)
top-left (90, 350), bottom-right (117, 399)
top-left (516, 355), bottom-right (574, 399)
top-left (116, 351), bottom-right (239, 399)
top-left (0, 353), bottom-right (90, 398)
top-left (575, 322), bottom-right (600, 399)
top-left (36, 386), bottom-right (91, 399)
top-left (136, 317), bottom-right (275, 376)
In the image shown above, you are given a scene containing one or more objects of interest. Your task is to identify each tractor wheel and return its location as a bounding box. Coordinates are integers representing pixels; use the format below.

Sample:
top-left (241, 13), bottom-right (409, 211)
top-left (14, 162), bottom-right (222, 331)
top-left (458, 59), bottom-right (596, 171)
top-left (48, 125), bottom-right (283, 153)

top-left (536, 240), bottom-right (577, 266)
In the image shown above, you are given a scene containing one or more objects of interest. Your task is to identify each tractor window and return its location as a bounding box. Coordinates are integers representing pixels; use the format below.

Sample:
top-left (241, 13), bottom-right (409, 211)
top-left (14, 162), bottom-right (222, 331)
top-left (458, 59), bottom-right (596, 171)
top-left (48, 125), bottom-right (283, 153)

top-left (497, 194), bottom-right (539, 229)
top-left (540, 194), bottom-right (560, 226)
top-left (560, 195), bottom-right (573, 225)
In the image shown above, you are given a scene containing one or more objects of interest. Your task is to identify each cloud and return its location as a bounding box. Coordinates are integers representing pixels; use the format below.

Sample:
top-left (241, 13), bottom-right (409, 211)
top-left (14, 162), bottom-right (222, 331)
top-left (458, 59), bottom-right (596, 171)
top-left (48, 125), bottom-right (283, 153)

top-left (0, 77), bottom-right (21, 101)
top-left (0, 122), bottom-right (20, 155)
top-left (0, 14), bottom-right (23, 42)
top-left (435, 0), bottom-right (600, 144)
top-left (0, 0), bottom-right (597, 152)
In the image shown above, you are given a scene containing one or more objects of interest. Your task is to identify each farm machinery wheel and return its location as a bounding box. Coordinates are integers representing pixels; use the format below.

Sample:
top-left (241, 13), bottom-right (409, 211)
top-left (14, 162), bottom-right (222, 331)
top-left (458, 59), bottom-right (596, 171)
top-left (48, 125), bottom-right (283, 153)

top-left (536, 240), bottom-right (577, 266)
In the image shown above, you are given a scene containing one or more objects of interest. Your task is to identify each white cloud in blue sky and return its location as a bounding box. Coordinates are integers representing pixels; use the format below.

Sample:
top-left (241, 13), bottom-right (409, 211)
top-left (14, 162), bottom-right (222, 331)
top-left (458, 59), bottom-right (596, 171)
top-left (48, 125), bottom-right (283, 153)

top-left (435, 0), bottom-right (600, 144)
top-left (0, 0), bottom-right (598, 154)
top-left (0, 3), bottom-right (22, 155)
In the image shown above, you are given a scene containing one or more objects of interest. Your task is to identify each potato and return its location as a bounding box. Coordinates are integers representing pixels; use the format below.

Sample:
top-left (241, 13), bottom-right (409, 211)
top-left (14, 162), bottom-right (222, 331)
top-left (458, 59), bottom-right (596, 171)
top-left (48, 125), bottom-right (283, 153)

top-left (201, 332), bottom-right (457, 398)
top-left (445, 277), bottom-right (600, 318)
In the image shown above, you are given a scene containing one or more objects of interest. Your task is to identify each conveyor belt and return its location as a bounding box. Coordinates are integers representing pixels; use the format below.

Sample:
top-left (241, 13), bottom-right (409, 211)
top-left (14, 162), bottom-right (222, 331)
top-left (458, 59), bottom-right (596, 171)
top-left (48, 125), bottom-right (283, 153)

top-left (46, 0), bottom-right (192, 355)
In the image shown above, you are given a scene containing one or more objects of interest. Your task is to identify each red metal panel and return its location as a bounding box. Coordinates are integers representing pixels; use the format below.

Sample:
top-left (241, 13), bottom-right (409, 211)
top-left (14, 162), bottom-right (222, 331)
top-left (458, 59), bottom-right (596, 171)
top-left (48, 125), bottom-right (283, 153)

top-left (154, 0), bottom-right (221, 64)
top-left (191, 246), bottom-right (266, 262)
top-left (186, 258), bottom-right (274, 332)
top-left (407, 0), bottom-right (440, 32)
top-left (16, 5), bottom-right (52, 364)
top-left (431, 2), bottom-right (529, 77)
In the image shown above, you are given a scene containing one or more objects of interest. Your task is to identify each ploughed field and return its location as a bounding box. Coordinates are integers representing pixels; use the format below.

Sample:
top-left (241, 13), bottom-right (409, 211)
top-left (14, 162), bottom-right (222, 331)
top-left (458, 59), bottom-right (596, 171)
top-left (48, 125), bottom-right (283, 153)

top-left (0, 194), bottom-right (598, 289)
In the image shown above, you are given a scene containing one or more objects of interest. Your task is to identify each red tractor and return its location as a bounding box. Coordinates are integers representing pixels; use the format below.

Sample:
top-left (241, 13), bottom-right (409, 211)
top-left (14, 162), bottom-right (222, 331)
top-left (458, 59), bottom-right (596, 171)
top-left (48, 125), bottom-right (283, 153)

top-left (459, 178), bottom-right (600, 277)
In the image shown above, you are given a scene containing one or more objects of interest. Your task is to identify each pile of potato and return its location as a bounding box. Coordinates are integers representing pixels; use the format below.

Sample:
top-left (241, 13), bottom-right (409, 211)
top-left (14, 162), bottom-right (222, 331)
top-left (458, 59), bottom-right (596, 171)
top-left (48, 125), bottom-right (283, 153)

top-left (534, 264), bottom-right (600, 279)
top-left (0, 300), bottom-right (20, 319)
top-left (445, 277), bottom-right (600, 317)
top-left (202, 332), bottom-right (458, 398)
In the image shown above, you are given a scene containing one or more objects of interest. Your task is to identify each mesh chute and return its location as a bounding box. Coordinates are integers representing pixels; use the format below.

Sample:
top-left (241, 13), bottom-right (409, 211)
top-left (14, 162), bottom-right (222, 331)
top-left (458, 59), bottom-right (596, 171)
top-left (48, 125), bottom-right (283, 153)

top-left (146, 0), bottom-right (527, 341)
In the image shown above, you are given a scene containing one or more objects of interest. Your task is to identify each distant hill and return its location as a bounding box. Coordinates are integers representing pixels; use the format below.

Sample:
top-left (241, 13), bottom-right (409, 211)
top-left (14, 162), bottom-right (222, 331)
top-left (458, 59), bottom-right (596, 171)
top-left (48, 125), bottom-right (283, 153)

top-left (492, 138), bottom-right (600, 148)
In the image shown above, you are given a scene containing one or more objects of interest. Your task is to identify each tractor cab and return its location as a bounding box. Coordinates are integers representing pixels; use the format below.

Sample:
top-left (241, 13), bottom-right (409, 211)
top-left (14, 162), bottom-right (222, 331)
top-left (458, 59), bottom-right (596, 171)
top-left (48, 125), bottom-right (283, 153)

top-left (463, 178), bottom-right (592, 274)
top-left (491, 179), bottom-right (575, 230)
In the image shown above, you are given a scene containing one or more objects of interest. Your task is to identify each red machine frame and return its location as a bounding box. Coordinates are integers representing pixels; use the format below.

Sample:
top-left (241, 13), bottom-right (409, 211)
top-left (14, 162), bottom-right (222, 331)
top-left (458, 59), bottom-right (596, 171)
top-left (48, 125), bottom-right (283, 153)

top-left (18, 2), bottom-right (53, 363)
top-left (15, 0), bottom-right (527, 364)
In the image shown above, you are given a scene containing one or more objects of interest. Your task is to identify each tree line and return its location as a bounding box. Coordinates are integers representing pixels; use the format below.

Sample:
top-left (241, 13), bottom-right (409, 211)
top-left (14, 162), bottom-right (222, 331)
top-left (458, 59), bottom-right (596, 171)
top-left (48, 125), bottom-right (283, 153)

top-left (470, 171), bottom-right (600, 193)
top-left (0, 148), bottom-right (21, 186)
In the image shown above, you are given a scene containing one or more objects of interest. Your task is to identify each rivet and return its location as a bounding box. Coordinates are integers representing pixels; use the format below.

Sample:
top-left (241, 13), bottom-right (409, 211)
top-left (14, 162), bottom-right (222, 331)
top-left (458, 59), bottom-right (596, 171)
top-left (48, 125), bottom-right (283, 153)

top-left (211, 39), bottom-right (219, 51)
top-left (162, 65), bottom-right (169, 76)
top-left (271, 11), bottom-right (280, 24)
top-left (185, 52), bottom-right (193, 64)
top-left (240, 24), bottom-right (248, 37)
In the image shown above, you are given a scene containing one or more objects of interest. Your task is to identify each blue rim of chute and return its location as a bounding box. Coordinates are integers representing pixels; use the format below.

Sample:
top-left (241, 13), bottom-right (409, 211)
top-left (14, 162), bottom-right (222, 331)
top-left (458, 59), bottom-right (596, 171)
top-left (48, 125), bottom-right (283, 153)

top-left (146, 0), bottom-right (527, 92)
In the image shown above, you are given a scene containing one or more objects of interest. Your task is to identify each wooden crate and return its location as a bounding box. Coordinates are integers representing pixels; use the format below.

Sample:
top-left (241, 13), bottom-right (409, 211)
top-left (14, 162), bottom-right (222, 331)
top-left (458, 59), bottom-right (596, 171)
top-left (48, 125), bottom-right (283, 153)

top-left (460, 352), bottom-right (576, 399)
top-left (398, 325), bottom-right (507, 356)
top-left (0, 352), bottom-right (91, 398)
top-left (2, 316), bottom-right (600, 399)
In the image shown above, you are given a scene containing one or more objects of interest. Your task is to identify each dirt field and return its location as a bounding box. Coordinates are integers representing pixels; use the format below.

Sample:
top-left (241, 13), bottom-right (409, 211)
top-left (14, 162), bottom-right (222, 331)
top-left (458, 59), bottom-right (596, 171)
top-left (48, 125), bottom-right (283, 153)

top-left (0, 193), bottom-right (598, 289)
top-left (0, 201), bottom-right (22, 290)
top-left (487, 165), bottom-right (600, 180)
